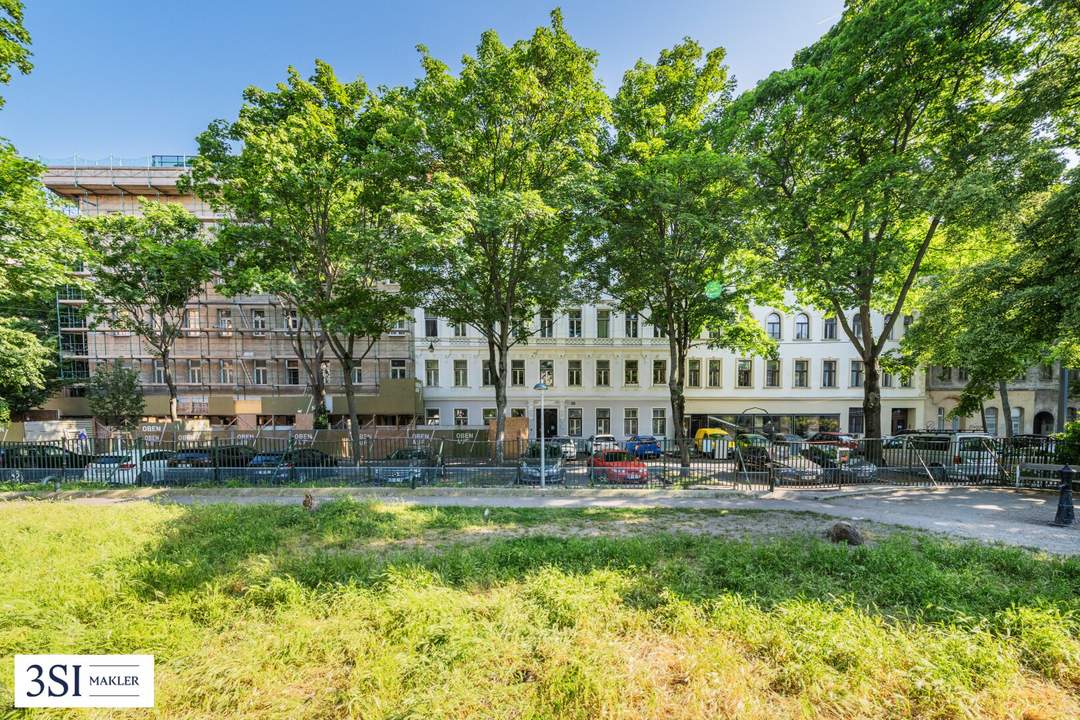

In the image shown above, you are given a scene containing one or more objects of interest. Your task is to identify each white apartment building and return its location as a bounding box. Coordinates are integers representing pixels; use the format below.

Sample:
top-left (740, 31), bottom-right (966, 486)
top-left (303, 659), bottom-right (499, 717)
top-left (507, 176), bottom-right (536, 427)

top-left (413, 299), bottom-right (927, 442)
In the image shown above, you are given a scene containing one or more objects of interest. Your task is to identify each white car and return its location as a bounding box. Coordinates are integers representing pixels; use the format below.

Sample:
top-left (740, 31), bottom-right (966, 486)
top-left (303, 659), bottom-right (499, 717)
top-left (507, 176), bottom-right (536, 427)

top-left (84, 449), bottom-right (175, 485)
top-left (587, 434), bottom-right (619, 455)
top-left (550, 437), bottom-right (578, 461)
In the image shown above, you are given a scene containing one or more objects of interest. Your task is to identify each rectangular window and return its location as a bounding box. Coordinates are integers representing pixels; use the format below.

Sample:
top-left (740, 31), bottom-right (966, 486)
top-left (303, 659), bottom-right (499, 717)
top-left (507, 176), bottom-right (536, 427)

top-left (624, 359), bottom-right (639, 386)
top-left (882, 372), bottom-right (894, 388)
top-left (958, 367), bottom-right (969, 382)
top-left (425, 408), bottom-right (440, 425)
top-left (511, 360), bottom-right (525, 387)
top-left (848, 408), bottom-right (865, 435)
top-left (852, 314), bottom-right (863, 339)
top-left (454, 408), bottom-right (468, 426)
top-left (708, 359), bottom-right (722, 387)
top-left (221, 359), bottom-right (237, 384)
top-left (596, 360), bottom-right (610, 387)
top-left (424, 313), bottom-right (438, 337)
top-left (823, 317), bottom-right (837, 340)
top-left (453, 321), bottom-right (466, 337)
top-left (624, 408), bottom-right (639, 436)
top-left (539, 312), bottom-right (553, 338)
top-left (596, 310), bottom-right (610, 338)
top-left (850, 360), bottom-right (864, 387)
top-left (1040, 364), bottom-right (1054, 381)
top-left (539, 359), bottom-right (554, 385)
top-left (351, 365), bottom-right (362, 385)
top-left (284, 309), bottom-right (299, 331)
top-left (216, 308), bottom-right (233, 330)
top-left (568, 309), bottom-right (582, 338)
top-left (653, 322), bottom-right (666, 338)
top-left (937, 366), bottom-right (952, 382)
top-left (568, 360), bottom-right (582, 387)
top-left (284, 360), bottom-right (299, 385)
top-left (187, 360), bottom-right (203, 384)
top-left (595, 408), bottom-right (611, 434)
top-left (511, 407), bottom-right (526, 418)
top-left (251, 309), bottom-right (267, 332)
top-left (425, 359), bottom-right (439, 386)
top-left (652, 407), bottom-right (667, 436)
top-left (688, 359), bottom-right (701, 388)
top-left (454, 359), bottom-right (468, 387)
top-left (390, 359), bottom-right (407, 379)
top-left (822, 360), bottom-right (837, 388)
top-left (653, 359), bottom-right (667, 385)
top-left (153, 360), bottom-right (166, 384)
top-left (795, 314), bottom-right (810, 339)
top-left (624, 312), bottom-right (639, 338)
top-left (482, 408), bottom-right (497, 425)
top-left (568, 408), bottom-right (582, 437)
top-left (736, 359), bottom-right (753, 388)
top-left (482, 360), bottom-right (493, 386)
top-left (794, 359), bottom-right (809, 388)
top-left (253, 360), bottom-right (268, 385)
top-left (765, 359), bottom-right (780, 388)
top-left (183, 308), bottom-right (200, 329)
top-left (901, 374), bottom-right (912, 388)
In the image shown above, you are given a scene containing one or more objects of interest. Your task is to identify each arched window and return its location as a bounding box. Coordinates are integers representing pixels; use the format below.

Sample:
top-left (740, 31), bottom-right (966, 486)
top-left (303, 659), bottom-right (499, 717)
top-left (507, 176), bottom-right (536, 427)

top-left (851, 313), bottom-right (863, 338)
top-left (795, 313), bottom-right (810, 340)
top-left (766, 312), bottom-right (782, 340)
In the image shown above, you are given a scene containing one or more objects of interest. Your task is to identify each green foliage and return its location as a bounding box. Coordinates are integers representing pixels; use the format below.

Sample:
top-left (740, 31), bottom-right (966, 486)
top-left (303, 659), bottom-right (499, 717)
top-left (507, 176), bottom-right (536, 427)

top-left (80, 201), bottom-right (216, 420)
top-left (0, 0), bottom-right (30, 108)
top-left (0, 317), bottom-right (51, 423)
top-left (1055, 421), bottom-right (1080, 466)
top-left (87, 362), bottom-right (145, 431)
top-left (403, 10), bottom-right (609, 437)
top-left (2, 500), bottom-right (1079, 717)
top-left (734, 0), bottom-right (1064, 436)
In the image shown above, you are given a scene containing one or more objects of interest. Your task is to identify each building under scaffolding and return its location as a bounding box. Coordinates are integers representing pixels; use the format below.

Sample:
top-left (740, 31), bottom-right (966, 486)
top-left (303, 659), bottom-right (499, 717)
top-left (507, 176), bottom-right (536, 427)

top-left (40, 157), bottom-right (423, 431)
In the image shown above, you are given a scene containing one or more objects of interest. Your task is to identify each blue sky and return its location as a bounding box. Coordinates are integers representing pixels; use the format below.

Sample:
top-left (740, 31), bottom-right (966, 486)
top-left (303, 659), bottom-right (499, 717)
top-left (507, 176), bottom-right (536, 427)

top-left (0, 1), bottom-right (843, 160)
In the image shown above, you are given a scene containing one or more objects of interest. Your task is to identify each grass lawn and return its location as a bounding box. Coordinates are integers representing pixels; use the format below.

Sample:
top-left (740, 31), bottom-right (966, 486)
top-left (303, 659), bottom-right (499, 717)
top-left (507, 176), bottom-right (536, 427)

top-left (1, 499), bottom-right (1079, 719)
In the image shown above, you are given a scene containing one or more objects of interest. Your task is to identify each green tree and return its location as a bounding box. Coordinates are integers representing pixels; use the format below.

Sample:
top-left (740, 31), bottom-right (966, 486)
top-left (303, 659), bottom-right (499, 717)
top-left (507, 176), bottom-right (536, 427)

top-left (189, 62), bottom-right (421, 457)
top-left (0, 317), bottom-right (51, 423)
top-left (735, 0), bottom-right (1061, 438)
top-left (0, 0), bottom-right (31, 108)
top-left (588, 39), bottom-right (775, 468)
top-left (79, 201), bottom-right (216, 422)
top-left (87, 362), bottom-right (145, 431)
top-left (405, 11), bottom-right (608, 452)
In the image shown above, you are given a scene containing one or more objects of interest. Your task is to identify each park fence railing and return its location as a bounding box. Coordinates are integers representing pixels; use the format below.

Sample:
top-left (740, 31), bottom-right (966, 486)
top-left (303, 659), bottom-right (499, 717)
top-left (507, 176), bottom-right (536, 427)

top-left (0, 433), bottom-right (1069, 491)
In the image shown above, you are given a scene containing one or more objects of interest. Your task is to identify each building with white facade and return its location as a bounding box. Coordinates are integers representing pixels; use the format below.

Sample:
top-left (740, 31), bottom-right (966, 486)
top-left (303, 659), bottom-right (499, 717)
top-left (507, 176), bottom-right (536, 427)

top-left (413, 300), bottom-right (928, 442)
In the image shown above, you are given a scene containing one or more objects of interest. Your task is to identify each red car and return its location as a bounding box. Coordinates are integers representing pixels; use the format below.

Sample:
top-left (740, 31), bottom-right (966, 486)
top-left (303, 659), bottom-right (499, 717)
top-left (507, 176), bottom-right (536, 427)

top-left (806, 432), bottom-right (860, 449)
top-left (589, 449), bottom-right (649, 483)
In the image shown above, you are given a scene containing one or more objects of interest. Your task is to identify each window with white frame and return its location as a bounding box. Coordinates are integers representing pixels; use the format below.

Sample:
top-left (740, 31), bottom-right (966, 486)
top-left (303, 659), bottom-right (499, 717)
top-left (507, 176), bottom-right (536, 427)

top-left (453, 359), bottom-right (468, 387)
top-left (539, 359), bottom-right (554, 386)
top-left (850, 360), bottom-right (864, 387)
top-left (187, 359), bottom-right (203, 384)
top-left (216, 308), bottom-right (232, 330)
top-left (251, 308), bottom-right (267, 332)
top-left (653, 359), bottom-right (667, 385)
top-left (221, 359), bottom-right (236, 384)
top-left (390, 359), bottom-right (406, 379)
top-left (851, 313), bottom-right (863, 338)
top-left (183, 308), bottom-right (200, 329)
top-left (823, 317), bottom-right (837, 340)
top-left (482, 408), bottom-right (497, 425)
top-left (539, 312), bottom-right (553, 338)
top-left (624, 312), bottom-right (639, 338)
top-left (736, 359), bottom-right (753, 388)
top-left (454, 408), bottom-right (469, 426)
top-left (426, 408), bottom-right (441, 425)
top-left (568, 407), bottom-right (582, 437)
top-left (822, 360), bottom-right (837, 388)
top-left (253, 360), bottom-right (268, 385)
top-left (765, 359), bottom-right (780, 388)
top-left (482, 360), bottom-right (493, 386)
top-left (596, 360), bottom-right (610, 386)
top-left (351, 365), bottom-right (362, 385)
top-left (985, 407), bottom-right (998, 435)
top-left (453, 321), bottom-right (466, 337)
top-left (425, 359), bottom-right (439, 387)
top-left (624, 407), bottom-right (639, 436)
top-left (568, 360), bottom-right (582, 387)
top-left (511, 360), bottom-right (525, 386)
top-left (708, 359), bottom-right (722, 387)
top-left (568, 309), bottom-right (582, 338)
top-left (687, 359), bottom-right (701, 387)
top-left (651, 407), bottom-right (667, 436)
top-left (284, 309), bottom-right (299, 331)
top-left (766, 312), bottom-right (782, 340)
top-left (624, 359), bottom-right (638, 386)
top-left (153, 360), bottom-right (166, 384)
top-left (794, 359), bottom-right (809, 388)
top-left (595, 408), bottom-right (611, 434)
top-left (284, 360), bottom-right (299, 385)
top-left (596, 309), bottom-right (610, 338)
top-left (795, 313), bottom-right (810, 339)
top-left (424, 312), bottom-right (438, 337)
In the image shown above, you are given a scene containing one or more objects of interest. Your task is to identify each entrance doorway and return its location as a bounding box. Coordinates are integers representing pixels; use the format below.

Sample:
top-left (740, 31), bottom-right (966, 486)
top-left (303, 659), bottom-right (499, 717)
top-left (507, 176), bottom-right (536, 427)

top-left (891, 408), bottom-right (912, 435)
top-left (1033, 411), bottom-right (1055, 436)
top-left (534, 407), bottom-right (558, 440)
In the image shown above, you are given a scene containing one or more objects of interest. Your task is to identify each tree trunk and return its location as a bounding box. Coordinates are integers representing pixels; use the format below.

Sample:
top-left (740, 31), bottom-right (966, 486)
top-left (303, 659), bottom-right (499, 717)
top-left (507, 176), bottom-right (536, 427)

top-left (489, 333), bottom-right (508, 463)
top-left (862, 354), bottom-right (883, 463)
top-left (999, 380), bottom-right (1013, 438)
top-left (668, 335), bottom-right (690, 474)
top-left (342, 358), bottom-right (363, 464)
top-left (979, 400), bottom-right (988, 433)
top-left (293, 323), bottom-right (328, 428)
top-left (162, 348), bottom-right (178, 423)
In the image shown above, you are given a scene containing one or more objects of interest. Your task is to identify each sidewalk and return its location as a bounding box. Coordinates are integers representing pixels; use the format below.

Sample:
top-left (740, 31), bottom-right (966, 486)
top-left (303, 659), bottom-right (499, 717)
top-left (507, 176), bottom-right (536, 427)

top-left (2, 485), bottom-right (1076, 555)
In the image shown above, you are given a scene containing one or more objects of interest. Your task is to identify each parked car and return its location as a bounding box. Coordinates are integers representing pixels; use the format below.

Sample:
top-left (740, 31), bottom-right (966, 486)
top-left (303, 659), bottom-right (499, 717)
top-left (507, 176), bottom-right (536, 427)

top-left (368, 446), bottom-right (441, 485)
top-left (769, 433), bottom-right (806, 459)
top-left (587, 434), bottom-right (620, 454)
top-left (806, 431), bottom-right (860, 449)
top-left (517, 443), bottom-right (565, 484)
top-left (625, 434), bottom-right (662, 459)
top-left (694, 427), bottom-right (729, 454)
top-left (247, 448), bottom-right (339, 483)
top-left (550, 436), bottom-right (578, 461)
top-left (84, 449), bottom-right (175, 485)
top-left (589, 449), bottom-right (649, 483)
top-left (881, 432), bottom-right (999, 481)
top-left (166, 445), bottom-right (256, 468)
top-left (0, 444), bottom-right (95, 483)
top-left (735, 433), bottom-right (771, 449)
top-left (796, 445), bottom-right (878, 483)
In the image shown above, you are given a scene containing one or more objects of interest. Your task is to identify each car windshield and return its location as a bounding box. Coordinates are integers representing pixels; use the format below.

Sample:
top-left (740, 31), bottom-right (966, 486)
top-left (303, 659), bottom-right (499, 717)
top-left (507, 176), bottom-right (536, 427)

top-left (526, 445), bottom-right (562, 459)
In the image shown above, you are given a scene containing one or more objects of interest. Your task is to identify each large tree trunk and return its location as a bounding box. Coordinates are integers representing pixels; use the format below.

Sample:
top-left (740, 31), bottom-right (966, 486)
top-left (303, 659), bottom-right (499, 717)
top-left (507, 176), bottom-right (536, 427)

top-left (293, 321), bottom-right (328, 428)
top-left (999, 380), bottom-right (1013, 438)
top-left (668, 335), bottom-right (690, 474)
top-left (342, 357), bottom-right (363, 464)
top-left (162, 348), bottom-right (178, 423)
top-left (489, 332), bottom-right (508, 463)
top-left (863, 353), bottom-right (882, 439)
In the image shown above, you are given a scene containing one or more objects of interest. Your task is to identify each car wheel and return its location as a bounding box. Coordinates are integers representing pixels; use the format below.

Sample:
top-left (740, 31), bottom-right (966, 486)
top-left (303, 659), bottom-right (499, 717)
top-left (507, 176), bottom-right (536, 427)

top-left (6, 469), bottom-right (24, 483)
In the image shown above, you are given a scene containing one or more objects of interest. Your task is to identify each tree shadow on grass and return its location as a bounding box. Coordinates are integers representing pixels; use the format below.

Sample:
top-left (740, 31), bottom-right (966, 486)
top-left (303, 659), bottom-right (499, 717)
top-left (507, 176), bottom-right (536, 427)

top-left (126, 498), bottom-right (1080, 628)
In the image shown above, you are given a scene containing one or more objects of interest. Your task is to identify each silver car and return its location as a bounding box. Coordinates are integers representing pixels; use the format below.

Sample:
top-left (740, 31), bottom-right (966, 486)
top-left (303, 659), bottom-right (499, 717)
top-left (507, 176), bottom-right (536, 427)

top-left (550, 437), bottom-right (577, 461)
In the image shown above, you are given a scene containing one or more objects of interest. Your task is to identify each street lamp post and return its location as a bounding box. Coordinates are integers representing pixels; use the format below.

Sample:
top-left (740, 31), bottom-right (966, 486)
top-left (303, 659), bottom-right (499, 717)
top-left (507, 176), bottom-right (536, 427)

top-left (534, 381), bottom-right (548, 488)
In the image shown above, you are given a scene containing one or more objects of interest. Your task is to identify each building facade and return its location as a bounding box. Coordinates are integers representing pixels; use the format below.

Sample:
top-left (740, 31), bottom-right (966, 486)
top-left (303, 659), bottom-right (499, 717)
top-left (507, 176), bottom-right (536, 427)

top-left (413, 300), bottom-right (928, 442)
top-left (40, 159), bottom-right (423, 429)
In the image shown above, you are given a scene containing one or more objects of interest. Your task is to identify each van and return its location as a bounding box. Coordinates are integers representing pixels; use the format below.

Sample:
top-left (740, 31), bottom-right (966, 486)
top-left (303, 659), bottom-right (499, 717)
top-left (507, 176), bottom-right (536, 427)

top-left (693, 428), bottom-right (729, 457)
top-left (881, 432), bottom-right (999, 481)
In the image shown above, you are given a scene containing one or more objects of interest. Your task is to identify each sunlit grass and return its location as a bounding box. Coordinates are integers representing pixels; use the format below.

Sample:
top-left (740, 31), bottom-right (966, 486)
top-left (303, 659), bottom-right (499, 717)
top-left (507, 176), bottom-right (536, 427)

top-left (1, 499), bottom-right (1078, 718)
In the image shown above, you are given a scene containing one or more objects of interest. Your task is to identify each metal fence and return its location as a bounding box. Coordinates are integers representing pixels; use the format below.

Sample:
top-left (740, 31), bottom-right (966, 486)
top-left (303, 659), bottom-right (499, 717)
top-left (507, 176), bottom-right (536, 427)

top-left (0, 433), bottom-right (1070, 491)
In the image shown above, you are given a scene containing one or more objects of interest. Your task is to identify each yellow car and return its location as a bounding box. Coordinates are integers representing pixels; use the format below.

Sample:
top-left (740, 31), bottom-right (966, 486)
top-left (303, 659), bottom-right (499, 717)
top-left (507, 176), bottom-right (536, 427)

top-left (693, 427), bottom-right (729, 453)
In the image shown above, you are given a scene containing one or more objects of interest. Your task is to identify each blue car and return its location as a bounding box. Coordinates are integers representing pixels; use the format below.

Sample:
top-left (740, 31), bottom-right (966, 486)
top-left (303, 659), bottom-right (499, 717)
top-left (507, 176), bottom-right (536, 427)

top-left (625, 435), bottom-right (662, 459)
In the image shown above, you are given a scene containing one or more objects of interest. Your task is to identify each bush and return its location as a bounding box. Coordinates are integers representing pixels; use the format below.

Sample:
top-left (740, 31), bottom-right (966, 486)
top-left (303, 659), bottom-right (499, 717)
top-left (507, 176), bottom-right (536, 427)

top-left (1055, 421), bottom-right (1080, 465)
